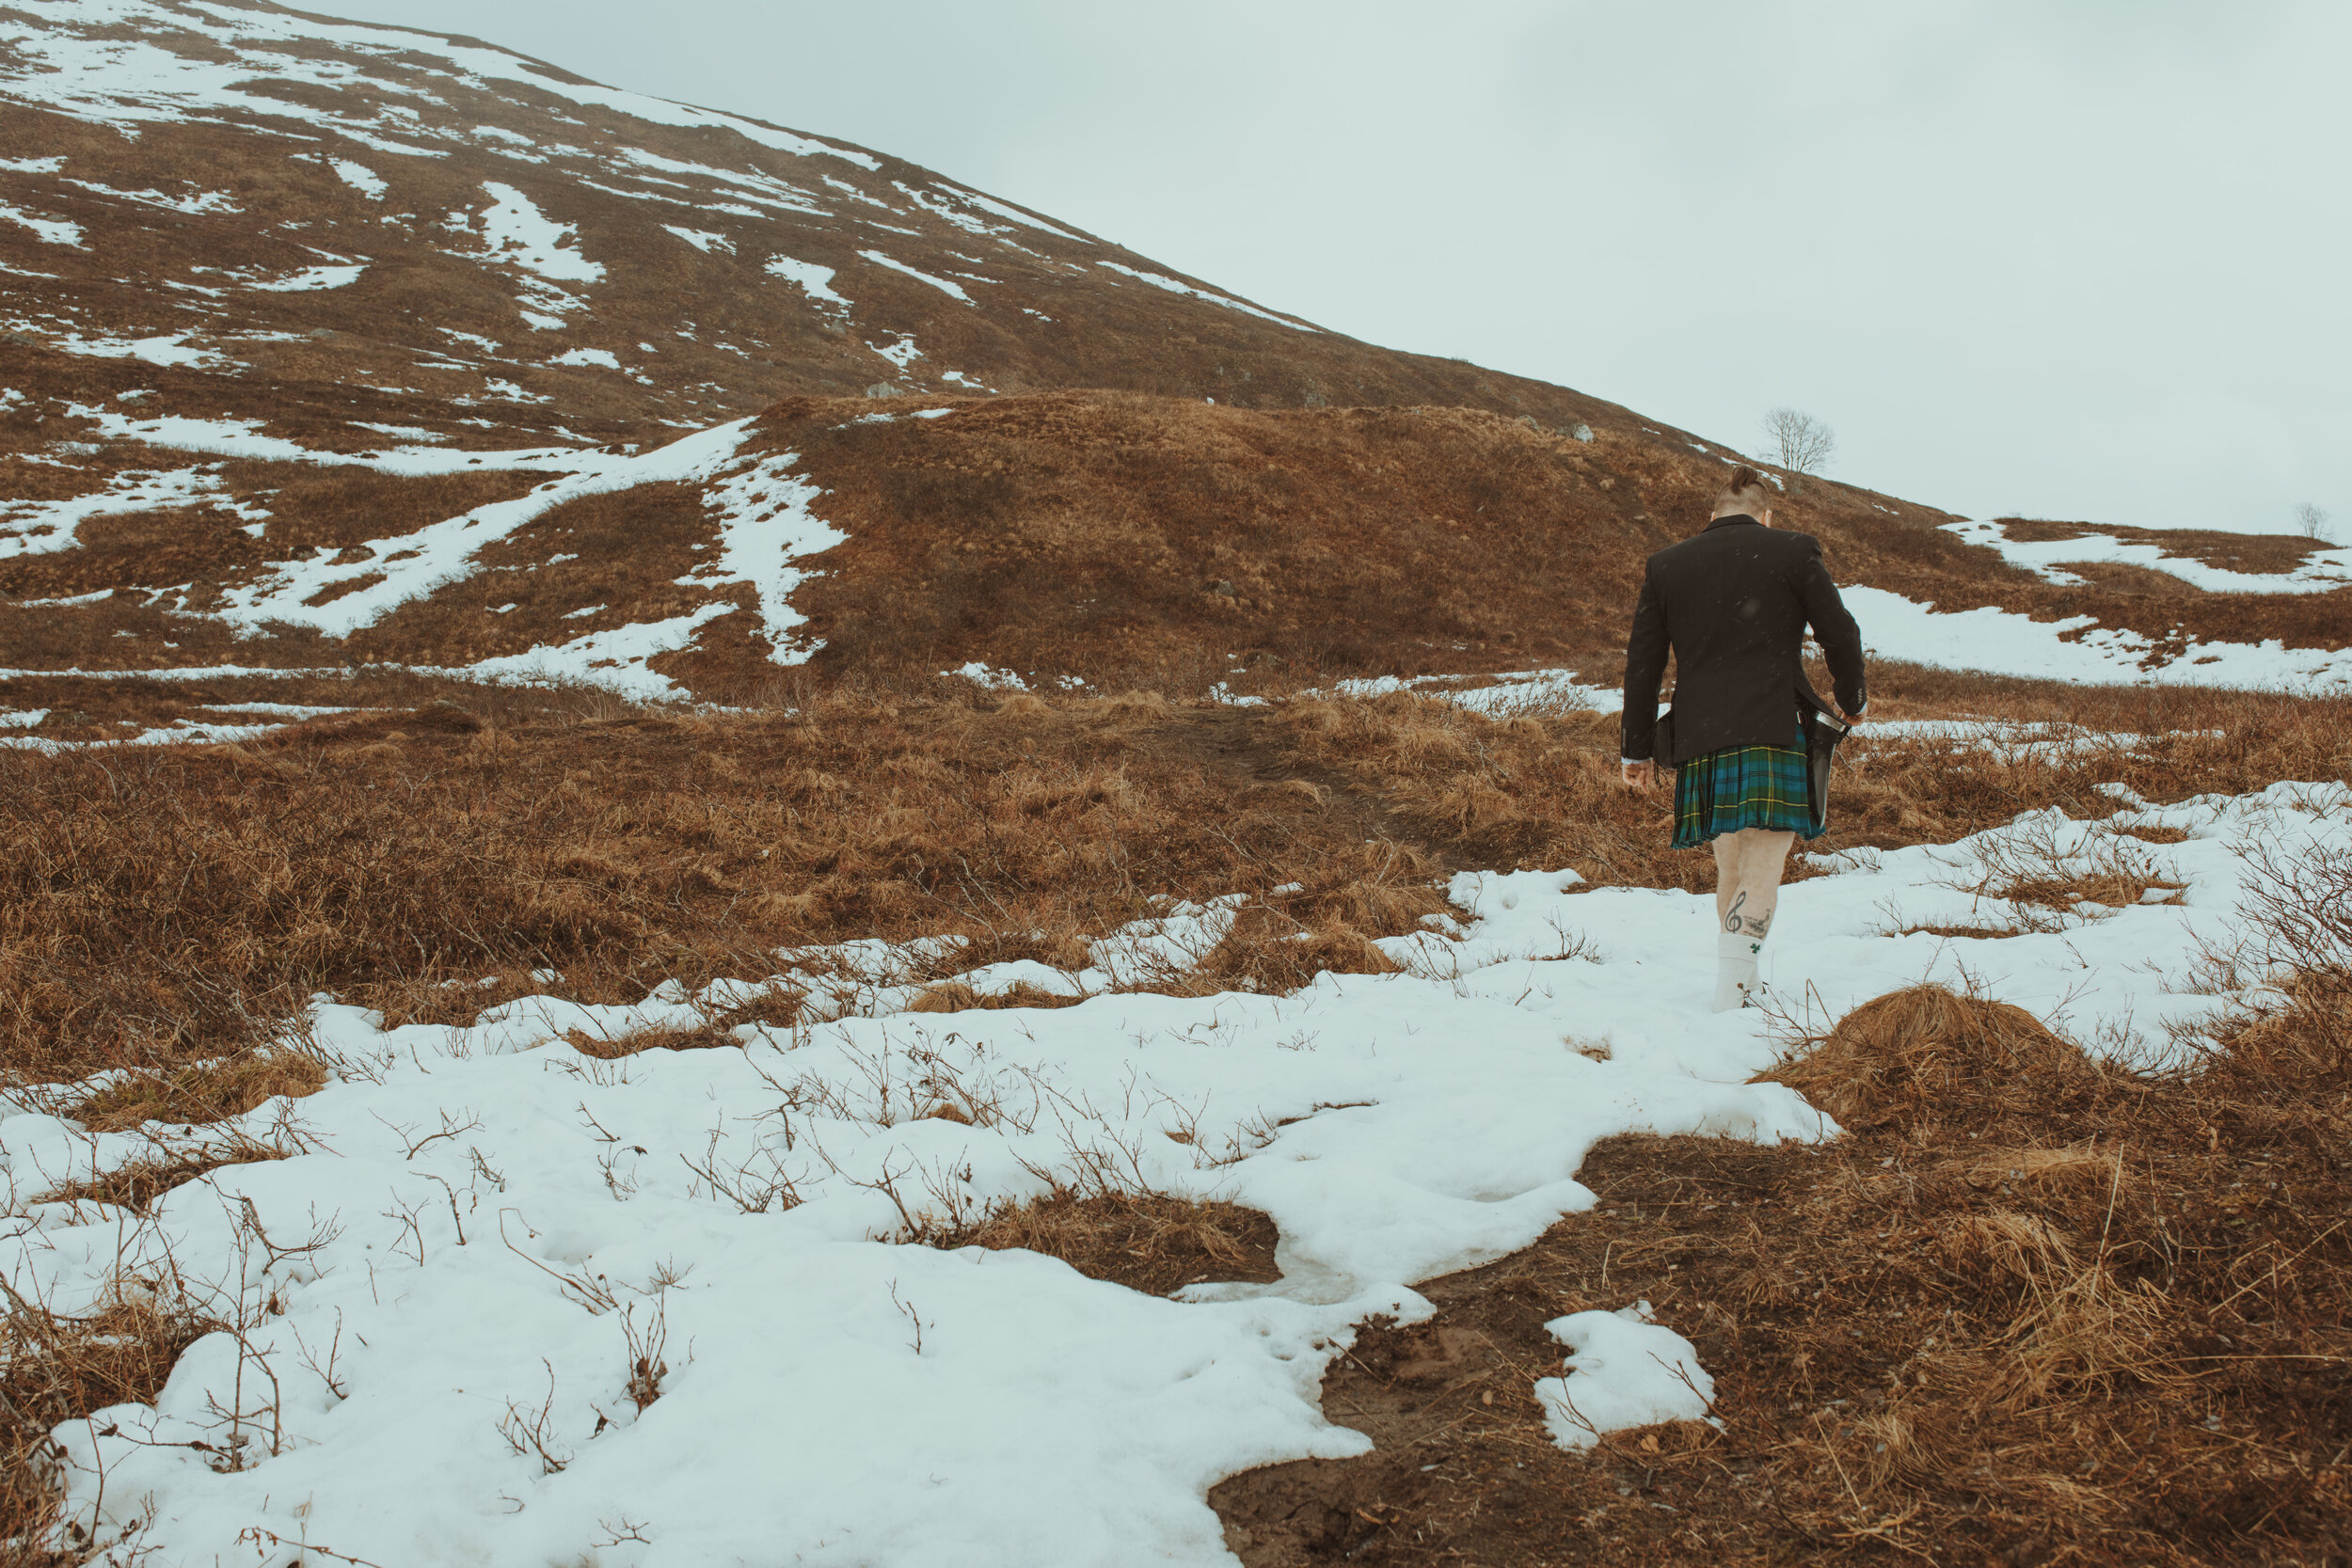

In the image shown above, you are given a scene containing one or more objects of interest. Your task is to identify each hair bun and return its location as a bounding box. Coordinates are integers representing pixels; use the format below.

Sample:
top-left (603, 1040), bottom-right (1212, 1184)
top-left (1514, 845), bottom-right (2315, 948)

top-left (1726, 465), bottom-right (1765, 493)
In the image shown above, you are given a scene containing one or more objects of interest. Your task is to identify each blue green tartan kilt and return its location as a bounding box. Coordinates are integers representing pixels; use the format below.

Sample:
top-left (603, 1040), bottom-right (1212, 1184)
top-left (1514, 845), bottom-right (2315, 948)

top-left (1672, 729), bottom-right (1822, 848)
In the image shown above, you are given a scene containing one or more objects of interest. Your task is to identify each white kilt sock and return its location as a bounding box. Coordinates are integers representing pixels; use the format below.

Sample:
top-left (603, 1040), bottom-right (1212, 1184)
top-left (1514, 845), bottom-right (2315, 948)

top-left (1713, 927), bottom-right (1764, 1012)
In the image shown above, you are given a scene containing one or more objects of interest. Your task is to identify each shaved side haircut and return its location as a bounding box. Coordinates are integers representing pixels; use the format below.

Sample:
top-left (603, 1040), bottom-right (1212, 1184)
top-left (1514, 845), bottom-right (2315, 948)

top-left (1712, 466), bottom-right (1772, 519)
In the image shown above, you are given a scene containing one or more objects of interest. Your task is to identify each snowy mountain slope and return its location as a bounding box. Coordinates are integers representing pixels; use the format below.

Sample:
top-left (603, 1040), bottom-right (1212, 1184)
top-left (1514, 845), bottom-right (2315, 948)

top-left (0, 0), bottom-right (1616, 447)
top-left (0, 0), bottom-right (2342, 709)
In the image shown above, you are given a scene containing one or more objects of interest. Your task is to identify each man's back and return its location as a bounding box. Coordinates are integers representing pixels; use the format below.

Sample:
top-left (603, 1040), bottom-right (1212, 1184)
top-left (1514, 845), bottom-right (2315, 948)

top-left (1621, 515), bottom-right (1866, 766)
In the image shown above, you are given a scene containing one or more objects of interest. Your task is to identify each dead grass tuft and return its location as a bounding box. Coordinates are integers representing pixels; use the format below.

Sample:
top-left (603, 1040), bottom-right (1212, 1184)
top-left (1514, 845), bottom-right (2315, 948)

top-left (0, 1283), bottom-right (220, 1560)
top-left (0, 679), bottom-right (2343, 1085)
top-left (33, 1137), bottom-right (288, 1214)
top-left (68, 1047), bottom-right (326, 1133)
top-left (907, 981), bottom-right (1084, 1014)
top-left (938, 1190), bottom-right (1280, 1297)
top-left (1216, 963), bottom-right (2352, 1566)
top-left (564, 1022), bottom-right (740, 1059)
top-left (1761, 983), bottom-right (2107, 1135)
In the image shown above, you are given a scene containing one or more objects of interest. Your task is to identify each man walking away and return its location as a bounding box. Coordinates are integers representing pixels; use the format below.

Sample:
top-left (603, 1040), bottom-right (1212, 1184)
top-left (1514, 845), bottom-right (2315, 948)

top-left (1618, 466), bottom-right (1867, 1011)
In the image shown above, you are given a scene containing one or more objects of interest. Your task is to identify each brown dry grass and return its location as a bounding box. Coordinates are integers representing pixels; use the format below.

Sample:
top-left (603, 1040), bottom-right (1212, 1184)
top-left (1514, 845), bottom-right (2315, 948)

top-left (563, 1021), bottom-right (741, 1059)
top-left (1995, 517), bottom-right (2327, 576)
top-left (1216, 975), bottom-right (2352, 1566)
top-left (907, 980), bottom-right (1087, 1014)
top-left (0, 672), bottom-right (2339, 1559)
top-left (1761, 984), bottom-right (2106, 1135)
top-left (66, 1046), bottom-right (325, 1133)
top-left (30, 1140), bottom-right (287, 1215)
top-left (12, 385), bottom-right (2341, 699)
top-left (0, 676), bottom-right (2343, 1085)
top-left (1274, 676), bottom-right (2352, 896)
top-left (650, 391), bottom-right (2339, 699)
top-left (0, 1285), bottom-right (218, 1566)
top-left (0, 688), bottom-right (1460, 1083)
top-left (940, 1191), bottom-right (1281, 1298)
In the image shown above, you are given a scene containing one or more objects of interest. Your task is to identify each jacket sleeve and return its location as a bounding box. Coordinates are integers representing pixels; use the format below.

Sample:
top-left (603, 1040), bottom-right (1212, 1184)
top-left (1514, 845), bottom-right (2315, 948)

top-left (1620, 561), bottom-right (1669, 760)
top-left (1797, 539), bottom-right (1867, 716)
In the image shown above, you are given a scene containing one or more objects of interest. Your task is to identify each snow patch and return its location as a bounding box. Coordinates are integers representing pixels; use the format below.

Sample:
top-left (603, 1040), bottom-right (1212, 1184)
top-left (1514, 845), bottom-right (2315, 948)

top-left (0, 0), bottom-right (882, 171)
top-left (940, 185), bottom-right (1088, 242)
top-left (1946, 518), bottom-right (2352, 594)
top-left (661, 225), bottom-right (733, 254)
top-left (859, 249), bottom-right (971, 302)
top-left (1535, 1302), bottom-right (1718, 1450)
top-left (0, 466), bottom-right (266, 562)
top-left (469, 181), bottom-right (602, 323)
top-left (211, 420), bottom-right (758, 640)
top-left (1097, 261), bottom-right (1314, 330)
top-left (3, 770), bottom-right (2345, 1560)
top-left (247, 262), bottom-right (365, 292)
top-left (691, 451), bottom-right (849, 663)
top-left (1842, 584), bottom-right (2352, 695)
top-left (0, 200), bottom-right (83, 246)
top-left (330, 158), bottom-right (386, 198)
top-left (948, 661), bottom-right (1027, 690)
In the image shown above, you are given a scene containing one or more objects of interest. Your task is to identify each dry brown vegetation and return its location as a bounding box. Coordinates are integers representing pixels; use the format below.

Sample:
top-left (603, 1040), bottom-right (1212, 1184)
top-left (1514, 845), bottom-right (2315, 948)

top-left (940, 1192), bottom-right (1282, 1298)
top-left (1994, 516), bottom-right (2330, 576)
top-left (712, 392), bottom-right (2346, 696)
top-left (1216, 973), bottom-right (2352, 1566)
top-left (8, 17), bottom-right (2347, 1558)
top-left (0, 35), bottom-right (1648, 467)
top-left (65, 1046), bottom-right (325, 1134)
top-left (0, 673), bottom-right (2344, 1085)
top-left (28, 1140), bottom-right (287, 1215)
top-left (12, 388), bottom-right (2344, 702)
top-left (0, 1290), bottom-right (219, 1566)
top-left (0, 684), bottom-right (1456, 1084)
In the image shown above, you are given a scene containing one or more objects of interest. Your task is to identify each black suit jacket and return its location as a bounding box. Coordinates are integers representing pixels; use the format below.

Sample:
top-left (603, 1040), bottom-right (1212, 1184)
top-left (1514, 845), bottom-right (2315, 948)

top-left (1620, 516), bottom-right (1867, 766)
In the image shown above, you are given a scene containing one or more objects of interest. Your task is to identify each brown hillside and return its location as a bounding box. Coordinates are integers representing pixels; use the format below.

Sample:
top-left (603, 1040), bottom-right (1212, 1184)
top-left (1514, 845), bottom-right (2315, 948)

top-left (688, 392), bottom-right (2349, 697)
top-left (3, 387), bottom-right (2343, 700)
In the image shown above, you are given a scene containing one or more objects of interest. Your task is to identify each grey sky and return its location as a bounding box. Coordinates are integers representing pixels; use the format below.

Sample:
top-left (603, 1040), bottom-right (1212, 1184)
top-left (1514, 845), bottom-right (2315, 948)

top-left (329, 0), bottom-right (2348, 535)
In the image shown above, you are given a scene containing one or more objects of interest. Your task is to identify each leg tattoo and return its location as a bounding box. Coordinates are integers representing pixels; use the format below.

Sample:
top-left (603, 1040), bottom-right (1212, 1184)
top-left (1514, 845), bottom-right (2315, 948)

top-left (1740, 906), bottom-right (1773, 939)
top-left (1724, 891), bottom-right (1748, 936)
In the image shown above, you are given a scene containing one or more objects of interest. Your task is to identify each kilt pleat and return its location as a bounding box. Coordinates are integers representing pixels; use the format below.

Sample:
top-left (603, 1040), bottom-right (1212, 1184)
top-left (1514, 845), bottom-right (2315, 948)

top-left (1672, 728), bottom-right (1821, 847)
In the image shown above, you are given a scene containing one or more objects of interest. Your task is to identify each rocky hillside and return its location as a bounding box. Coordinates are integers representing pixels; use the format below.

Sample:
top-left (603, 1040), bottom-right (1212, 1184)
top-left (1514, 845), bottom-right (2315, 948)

top-left (1, 0), bottom-right (2344, 709)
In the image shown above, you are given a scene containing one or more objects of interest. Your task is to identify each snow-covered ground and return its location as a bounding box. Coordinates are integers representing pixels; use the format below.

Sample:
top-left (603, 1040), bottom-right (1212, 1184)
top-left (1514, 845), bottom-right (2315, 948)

top-left (7, 777), bottom-right (2340, 1566)
top-left (0, 0), bottom-right (876, 168)
top-left (1844, 585), bottom-right (2352, 695)
top-left (1946, 517), bottom-right (2352, 594)
top-left (12, 414), bottom-right (850, 700)
top-left (1303, 668), bottom-right (1616, 717)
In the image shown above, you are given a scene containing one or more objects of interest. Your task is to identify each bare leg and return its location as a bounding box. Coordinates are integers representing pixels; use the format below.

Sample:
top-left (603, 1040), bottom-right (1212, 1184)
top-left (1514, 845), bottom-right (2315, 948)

top-left (1710, 828), bottom-right (1796, 1010)
top-left (1720, 828), bottom-right (1797, 940)
top-left (1711, 834), bottom-right (1741, 931)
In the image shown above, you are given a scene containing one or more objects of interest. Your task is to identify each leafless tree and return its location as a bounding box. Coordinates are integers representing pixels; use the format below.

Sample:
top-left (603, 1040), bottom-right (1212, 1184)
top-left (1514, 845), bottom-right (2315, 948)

top-left (1761, 407), bottom-right (1836, 477)
top-left (2294, 501), bottom-right (2333, 543)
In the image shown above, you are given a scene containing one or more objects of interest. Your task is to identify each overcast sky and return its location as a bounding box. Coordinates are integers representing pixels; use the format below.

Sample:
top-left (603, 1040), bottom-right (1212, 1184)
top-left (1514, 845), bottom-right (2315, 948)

top-left (334, 0), bottom-right (2347, 535)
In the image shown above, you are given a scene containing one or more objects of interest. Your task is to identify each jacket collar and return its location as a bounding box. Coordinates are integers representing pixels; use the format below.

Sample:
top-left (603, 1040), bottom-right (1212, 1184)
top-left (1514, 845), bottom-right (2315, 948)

top-left (1703, 514), bottom-right (1765, 532)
